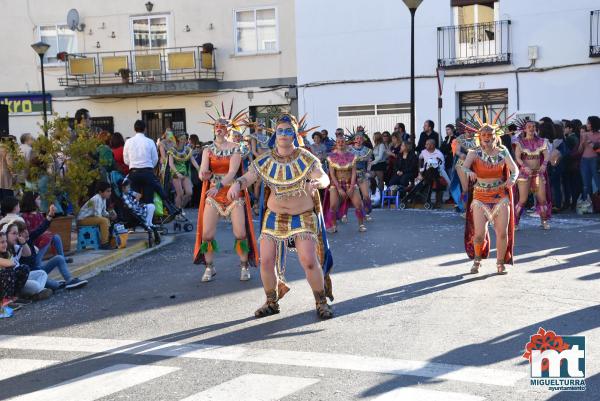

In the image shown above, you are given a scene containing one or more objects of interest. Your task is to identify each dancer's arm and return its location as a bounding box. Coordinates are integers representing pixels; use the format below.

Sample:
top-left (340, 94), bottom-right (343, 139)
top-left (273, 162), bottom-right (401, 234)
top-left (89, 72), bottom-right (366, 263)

top-left (504, 150), bottom-right (519, 188)
top-left (310, 163), bottom-right (330, 190)
top-left (226, 167), bottom-right (258, 201)
top-left (461, 150), bottom-right (477, 182)
top-left (539, 141), bottom-right (550, 174)
top-left (199, 148), bottom-right (211, 181)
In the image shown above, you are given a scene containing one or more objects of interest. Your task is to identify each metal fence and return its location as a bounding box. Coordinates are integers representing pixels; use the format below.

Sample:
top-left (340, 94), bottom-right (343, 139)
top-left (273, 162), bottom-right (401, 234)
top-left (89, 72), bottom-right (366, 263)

top-left (58, 45), bottom-right (223, 87)
top-left (437, 20), bottom-right (511, 69)
top-left (591, 10), bottom-right (600, 57)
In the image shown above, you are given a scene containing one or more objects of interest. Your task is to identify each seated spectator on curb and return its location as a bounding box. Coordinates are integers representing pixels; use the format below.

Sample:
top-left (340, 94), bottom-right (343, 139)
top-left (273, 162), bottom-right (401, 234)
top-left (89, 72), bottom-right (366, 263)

top-left (1, 221), bottom-right (51, 301)
top-left (77, 182), bottom-right (117, 250)
top-left (0, 196), bottom-right (25, 226)
top-left (20, 191), bottom-right (74, 264)
top-left (0, 232), bottom-right (29, 305)
top-left (16, 207), bottom-right (87, 291)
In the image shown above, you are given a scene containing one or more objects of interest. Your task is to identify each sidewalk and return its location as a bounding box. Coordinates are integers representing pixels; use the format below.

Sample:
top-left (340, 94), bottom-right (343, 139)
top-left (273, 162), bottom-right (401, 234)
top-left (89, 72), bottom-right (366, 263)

top-left (48, 231), bottom-right (175, 281)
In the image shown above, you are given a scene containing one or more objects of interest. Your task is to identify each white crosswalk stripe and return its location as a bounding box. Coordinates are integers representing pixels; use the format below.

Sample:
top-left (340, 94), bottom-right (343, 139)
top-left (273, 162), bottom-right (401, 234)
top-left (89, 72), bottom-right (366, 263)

top-left (0, 359), bottom-right (58, 381)
top-left (7, 364), bottom-right (179, 401)
top-left (372, 387), bottom-right (485, 401)
top-left (0, 335), bottom-right (526, 387)
top-left (181, 373), bottom-right (319, 401)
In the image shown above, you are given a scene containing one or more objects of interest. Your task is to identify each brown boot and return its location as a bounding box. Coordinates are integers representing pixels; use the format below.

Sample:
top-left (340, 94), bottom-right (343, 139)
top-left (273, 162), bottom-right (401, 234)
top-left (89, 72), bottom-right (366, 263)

top-left (313, 290), bottom-right (333, 320)
top-left (254, 289), bottom-right (280, 318)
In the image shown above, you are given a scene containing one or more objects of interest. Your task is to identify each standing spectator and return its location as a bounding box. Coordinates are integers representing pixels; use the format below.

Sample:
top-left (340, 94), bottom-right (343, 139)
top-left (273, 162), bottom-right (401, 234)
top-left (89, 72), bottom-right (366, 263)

top-left (416, 120), bottom-right (440, 153)
top-left (97, 131), bottom-right (116, 181)
top-left (309, 132), bottom-right (328, 167)
top-left (74, 108), bottom-right (92, 131)
top-left (188, 134), bottom-right (203, 207)
top-left (549, 124), bottom-right (568, 212)
top-left (386, 133), bottom-right (402, 183)
top-left (321, 129), bottom-right (335, 153)
top-left (502, 124), bottom-right (517, 155)
top-left (571, 119), bottom-right (583, 140)
top-left (578, 116), bottom-right (600, 203)
top-left (563, 121), bottom-right (582, 210)
top-left (0, 138), bottom-right (14, 202)
top-left (124, 120), bottom-right (177, 216)
top-left (77, 181), bottom-right (116, 250)
top-left (371, 132), bottom-right (387, 196)
top-left (440, 124), bottom-right (457, 172)
top-left (110, 132), bottom-right (128, 175)
top-left (19, 133), bottom-right (34, 162)
top-left (394, 123), bottom-right (410, 142)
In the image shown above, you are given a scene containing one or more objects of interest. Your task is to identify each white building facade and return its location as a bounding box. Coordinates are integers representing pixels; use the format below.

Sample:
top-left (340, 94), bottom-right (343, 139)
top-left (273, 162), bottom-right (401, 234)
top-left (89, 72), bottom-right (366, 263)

top-left (295, 0), bottom-right (600, 137)
top-left (0, 0), bottom-right (297, 141)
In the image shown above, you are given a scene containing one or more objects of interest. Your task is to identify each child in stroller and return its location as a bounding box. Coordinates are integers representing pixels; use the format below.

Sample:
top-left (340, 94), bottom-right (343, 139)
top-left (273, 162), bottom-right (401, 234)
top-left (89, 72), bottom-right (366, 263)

top-left (117, 178), bottom-right (162, 246)
top-left (399, 156), bottom-right (448, 210)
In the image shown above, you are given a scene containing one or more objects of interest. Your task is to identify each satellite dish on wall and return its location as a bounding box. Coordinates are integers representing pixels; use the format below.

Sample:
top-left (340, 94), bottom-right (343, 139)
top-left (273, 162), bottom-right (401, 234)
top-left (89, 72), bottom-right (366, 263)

top-left (67, 9), bottom-right (85, 32)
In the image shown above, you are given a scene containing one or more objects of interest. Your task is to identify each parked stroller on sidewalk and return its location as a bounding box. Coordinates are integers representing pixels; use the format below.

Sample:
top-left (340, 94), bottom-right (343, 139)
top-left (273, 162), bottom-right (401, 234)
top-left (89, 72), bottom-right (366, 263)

top-left (399, 157), bottom-right (447, 210)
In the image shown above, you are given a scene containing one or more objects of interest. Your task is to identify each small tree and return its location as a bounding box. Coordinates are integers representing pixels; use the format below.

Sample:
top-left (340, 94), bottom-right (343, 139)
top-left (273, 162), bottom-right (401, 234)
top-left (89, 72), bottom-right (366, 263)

top-left (11, 115), bottom-right (101, 214)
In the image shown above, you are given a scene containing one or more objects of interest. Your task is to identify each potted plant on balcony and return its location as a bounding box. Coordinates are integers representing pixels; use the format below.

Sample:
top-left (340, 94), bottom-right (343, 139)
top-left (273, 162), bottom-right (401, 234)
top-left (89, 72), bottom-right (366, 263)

top-left (201, 43), bottom-right (215, 69)
top-left (10, 116), bottom-right (101, 252)
top-left (118, 68), bottom-right (131, 83)
top-left (57, 52), bottom-right (69, 62)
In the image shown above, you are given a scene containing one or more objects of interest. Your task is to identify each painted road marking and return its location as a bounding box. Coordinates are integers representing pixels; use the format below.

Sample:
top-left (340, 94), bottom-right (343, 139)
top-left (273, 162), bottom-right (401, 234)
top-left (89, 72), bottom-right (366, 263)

top-left (8, 364), bottom-right (179, 401)
top-left (0, 335), bottom-right (525, 386)
top-left (181, 373), bottom-right (318, 401)
top-left (0, 358), bottom-right (58, 381)
top-left (373, 387), bottom-right (485, 401)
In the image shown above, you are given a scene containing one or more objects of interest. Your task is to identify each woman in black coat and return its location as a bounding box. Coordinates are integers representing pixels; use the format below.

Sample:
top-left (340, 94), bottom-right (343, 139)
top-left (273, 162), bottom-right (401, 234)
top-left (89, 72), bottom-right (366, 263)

top-left (389, 141), bottom-right (418, 189)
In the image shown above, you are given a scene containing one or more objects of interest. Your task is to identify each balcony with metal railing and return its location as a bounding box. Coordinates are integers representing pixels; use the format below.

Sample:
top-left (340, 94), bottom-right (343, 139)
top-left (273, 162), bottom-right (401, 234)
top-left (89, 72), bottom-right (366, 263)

top-left (591, 10), bottom-right (600, 57)
top-left (58, 45), bottom-right (224, 97)
top-left (437, 20), bottom-right (511, 69)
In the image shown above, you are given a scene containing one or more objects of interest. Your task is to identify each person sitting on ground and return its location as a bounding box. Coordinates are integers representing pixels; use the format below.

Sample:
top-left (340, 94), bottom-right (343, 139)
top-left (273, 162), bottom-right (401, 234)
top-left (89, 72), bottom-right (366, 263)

top-left (1, 221), bottom-right (51, 301)
top-left (119, 178), bottom-right (160, 244)
top-left (77, 181), bottom-right (117, 250)
top-left (20, 191), bottom-right (74, 264)
top-left (16, 206), bottom-right (87, 291)
top-left (0, 231), bottom-right (30, 311)
top-left (0, 196), bottom-right (25, 226)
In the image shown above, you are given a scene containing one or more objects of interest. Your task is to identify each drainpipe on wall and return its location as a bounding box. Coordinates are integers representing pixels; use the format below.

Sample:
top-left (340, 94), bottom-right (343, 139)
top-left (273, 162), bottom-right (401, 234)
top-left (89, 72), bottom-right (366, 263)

top-left (515, 46), bottom-right (538, 111)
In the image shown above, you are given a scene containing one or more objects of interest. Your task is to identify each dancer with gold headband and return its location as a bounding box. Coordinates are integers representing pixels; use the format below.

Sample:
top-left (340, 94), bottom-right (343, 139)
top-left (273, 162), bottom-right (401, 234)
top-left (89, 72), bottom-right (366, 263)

top-left (462, 109), bottom-right (519, 275)
top-left (450, 126), bottom-right (478, 213)
top-left (324, 135), bottom-right (367, 233)
top-left (193, 103), bottom-right (258, 282)
top-left (514, 120), bottom-right (552, 230)
top-left (227, 114), bottom-right (334, 319)
top-left (349, 131), bottom-right (374, 220)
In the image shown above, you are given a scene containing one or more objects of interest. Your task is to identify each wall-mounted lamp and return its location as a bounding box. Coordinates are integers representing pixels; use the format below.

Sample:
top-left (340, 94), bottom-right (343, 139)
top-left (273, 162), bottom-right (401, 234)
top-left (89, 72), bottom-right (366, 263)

top-left (247, 90), bottom-right (254, 101)
top-left (184, 25), bottom-right (191, 32)
top-left (111, 31), bottom-right (116, 38)
top-left (145, 1), bottom-right (154, 12)
top-left (88, 28), bottom-right (93, 35)
top-left (208, 23), bottom-right (214, 30)
top-left (204, 100), bottom-right (213, 108)
top-left (99, 22), bottom-right (106, 30)
top-left (96, 41), bottom-right (101, 49)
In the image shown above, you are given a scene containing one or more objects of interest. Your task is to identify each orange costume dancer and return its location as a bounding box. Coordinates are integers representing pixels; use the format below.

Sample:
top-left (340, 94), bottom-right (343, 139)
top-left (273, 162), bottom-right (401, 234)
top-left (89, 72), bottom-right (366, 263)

top-left (193, 104), bottom-right (258, 282)
top-left (461, 109), bottom-right (519, 275)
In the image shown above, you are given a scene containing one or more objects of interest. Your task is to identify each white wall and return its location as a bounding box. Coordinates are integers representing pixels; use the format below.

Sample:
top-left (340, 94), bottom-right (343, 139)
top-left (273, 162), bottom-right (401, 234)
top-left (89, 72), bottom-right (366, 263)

top-left (296, 0), bottom-right (600, 134)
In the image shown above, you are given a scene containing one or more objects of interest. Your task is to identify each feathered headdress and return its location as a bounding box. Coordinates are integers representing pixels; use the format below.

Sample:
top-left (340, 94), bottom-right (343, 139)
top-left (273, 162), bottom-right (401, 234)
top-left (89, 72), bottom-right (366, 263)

top-left (267, 113), bottom-right (319, 148)
top-left (345, 127), bottom-right (368, 143)
top-left (202, 101), bottom-right (247, 133)
top-left (243, 118), bottom-right (274, 135)
top-left (458, 106), bottom-right (514, 145)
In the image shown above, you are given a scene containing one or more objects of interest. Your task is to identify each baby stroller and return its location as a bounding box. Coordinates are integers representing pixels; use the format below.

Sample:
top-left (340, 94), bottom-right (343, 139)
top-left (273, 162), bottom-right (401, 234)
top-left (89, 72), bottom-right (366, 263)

top-left (399, 158), bottom-right (446, 210)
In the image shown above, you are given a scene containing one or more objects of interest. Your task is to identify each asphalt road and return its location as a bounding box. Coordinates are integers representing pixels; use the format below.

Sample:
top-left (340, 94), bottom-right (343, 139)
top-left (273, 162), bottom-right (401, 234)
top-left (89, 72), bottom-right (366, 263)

top-left (1, 208), bottom-right (599, 401)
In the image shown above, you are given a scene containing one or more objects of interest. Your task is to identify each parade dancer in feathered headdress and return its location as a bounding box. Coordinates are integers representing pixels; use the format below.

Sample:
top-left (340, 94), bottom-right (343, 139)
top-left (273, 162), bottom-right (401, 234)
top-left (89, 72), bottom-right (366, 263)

top-left (513, 118), bottom-right (552, 230)
top-left (227, 113), bottom-right (334, 320)
top-left (461, 107), bottom-right (519, 275)
top-left (193, 102), bottom-right (259, 283)
top-left (450, 120), bottom-right (479, 213)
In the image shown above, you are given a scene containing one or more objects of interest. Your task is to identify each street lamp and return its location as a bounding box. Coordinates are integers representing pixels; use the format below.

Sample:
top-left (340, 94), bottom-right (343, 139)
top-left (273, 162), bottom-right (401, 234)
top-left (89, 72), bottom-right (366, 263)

top-left (402, 0), bottom-right (422, 144)
top-left (31, 41), bottom-right (51, 136)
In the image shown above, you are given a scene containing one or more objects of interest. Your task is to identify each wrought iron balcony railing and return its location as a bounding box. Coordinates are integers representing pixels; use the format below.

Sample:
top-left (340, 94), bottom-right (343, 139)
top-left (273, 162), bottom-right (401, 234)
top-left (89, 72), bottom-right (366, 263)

top-left (437, 20), bottom-right (511, 69)
top-left (58, 45), bottom-right (223, 87)
top-left (591, 10), bottom-right (600, 57)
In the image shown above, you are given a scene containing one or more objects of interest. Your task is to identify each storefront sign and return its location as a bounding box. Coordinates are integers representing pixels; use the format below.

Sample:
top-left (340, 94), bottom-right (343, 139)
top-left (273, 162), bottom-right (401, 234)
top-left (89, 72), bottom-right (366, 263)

top-left (0, 94), bottom-right (53, 115)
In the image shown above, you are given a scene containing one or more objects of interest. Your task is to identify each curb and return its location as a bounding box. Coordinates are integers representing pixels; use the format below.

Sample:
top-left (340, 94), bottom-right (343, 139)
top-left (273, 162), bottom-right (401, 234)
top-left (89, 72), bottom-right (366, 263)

top-left (52, 235), bottom-right (176, 280)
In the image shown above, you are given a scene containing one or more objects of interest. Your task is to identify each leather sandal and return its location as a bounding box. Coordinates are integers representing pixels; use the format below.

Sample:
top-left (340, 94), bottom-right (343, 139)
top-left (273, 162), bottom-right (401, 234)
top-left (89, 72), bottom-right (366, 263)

top-left (313, 290), bottom-right (333, 320)
top-left (255, 290), bottom-right (280, 318)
